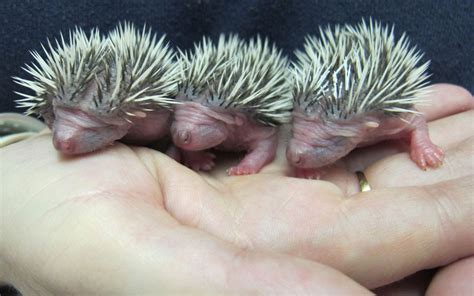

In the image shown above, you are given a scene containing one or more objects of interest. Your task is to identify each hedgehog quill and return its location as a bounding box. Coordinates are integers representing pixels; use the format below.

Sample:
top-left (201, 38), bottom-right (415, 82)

top-left (14, 23), bottom-right (179, 155)
top-left (287, 19), bottom-right (444, 179)
top-left (171, 35), bottom-right (292, 175)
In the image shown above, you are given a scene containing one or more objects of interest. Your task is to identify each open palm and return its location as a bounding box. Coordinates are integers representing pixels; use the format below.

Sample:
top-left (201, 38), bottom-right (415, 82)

top-left (1, 84), bottom-right (472, 295)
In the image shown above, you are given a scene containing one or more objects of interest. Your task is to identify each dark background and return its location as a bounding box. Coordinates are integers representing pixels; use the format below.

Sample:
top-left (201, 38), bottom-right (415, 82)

top-left (1, 0), bottom-right (473, 114)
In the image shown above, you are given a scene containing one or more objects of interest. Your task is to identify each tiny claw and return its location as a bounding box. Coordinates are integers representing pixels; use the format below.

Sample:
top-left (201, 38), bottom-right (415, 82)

top-left (411, 144), bottom-right (444, 170)
top-left (182, 150), bottom-right (215, 171)
top-left (227, 167), bottom-right (238, 176)
top-left (201, 163), bottom-right (213, 171)
top-left (427, 150), bottom-right (445, 168)
top-left (227, 165), bottom-right (257, 176)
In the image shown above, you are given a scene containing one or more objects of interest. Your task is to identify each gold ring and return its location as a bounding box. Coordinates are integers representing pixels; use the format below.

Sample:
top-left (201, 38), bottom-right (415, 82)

top-left (356, 171), bottom-right (371, 192)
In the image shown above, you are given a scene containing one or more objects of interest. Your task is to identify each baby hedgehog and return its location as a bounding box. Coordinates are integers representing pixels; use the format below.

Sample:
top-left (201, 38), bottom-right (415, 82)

top-left (287, 19), bottom-right (444, 178)
top-left (14, 22), bottom-right (179, 154)
top-left (171, 35), bottom-right (292, 175)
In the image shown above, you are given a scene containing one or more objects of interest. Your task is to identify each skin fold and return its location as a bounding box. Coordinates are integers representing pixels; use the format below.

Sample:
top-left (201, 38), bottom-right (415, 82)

top-left (41, 71), bottom-right (175, 155)
top-left (51, 106), bottom-right (131, 154)
top-left (171, 101), bottom-right (279, 175)
top-left (50, 105), bottom-right (173, 155)
top-left (1, 84), bottom-right (472, 295)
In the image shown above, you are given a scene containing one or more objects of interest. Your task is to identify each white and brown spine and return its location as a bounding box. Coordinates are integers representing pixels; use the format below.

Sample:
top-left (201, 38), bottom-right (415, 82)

top-left (287, 19), bottom-right (443, 179)
top-left (14, 22), bottom-right (180, 154)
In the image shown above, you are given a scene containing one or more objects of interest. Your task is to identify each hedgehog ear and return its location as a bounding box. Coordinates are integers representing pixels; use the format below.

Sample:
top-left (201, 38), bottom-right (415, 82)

top-left (364, 121), bottom-right (379, 129)
top-left (233, 114), bottom-right (244, 126)
top-left (205, 109), bottom-right (243, 126)
top-left (131, 111), bottom-right (147, 118)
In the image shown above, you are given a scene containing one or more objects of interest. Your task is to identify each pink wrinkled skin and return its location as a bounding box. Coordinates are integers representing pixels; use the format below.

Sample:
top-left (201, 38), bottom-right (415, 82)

top-left (51, 106), bottom-right (171, 155)
top-left (170, 102), bottom-right (278, 175)
top-left (287, 109), bottom-right (444, 179)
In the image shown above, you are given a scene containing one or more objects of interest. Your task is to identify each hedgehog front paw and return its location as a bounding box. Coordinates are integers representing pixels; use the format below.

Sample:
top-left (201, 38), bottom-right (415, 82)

top-left (410, 143), bottom-right (444, 170)
top-left (183, 151), bottom-right (216, 171)
top-left (294, 168), bottom-right (323, 180)
top-left (227, 165), bottom-right (260, 176)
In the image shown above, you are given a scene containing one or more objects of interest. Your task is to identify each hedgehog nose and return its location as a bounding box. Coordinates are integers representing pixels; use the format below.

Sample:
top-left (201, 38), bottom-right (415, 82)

top-left (177, 130), bottom-right (191, 145)
top-left (53, 135), bottom-right (76, 154)
top-left (286, 148), bottom-right (302, 165)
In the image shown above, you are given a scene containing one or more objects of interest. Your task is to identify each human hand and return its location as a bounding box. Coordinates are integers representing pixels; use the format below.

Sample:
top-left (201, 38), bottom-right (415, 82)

top-left (1, 131), bottom-right (371, 295)
top-left (1, 83), bottom-right (472, 294)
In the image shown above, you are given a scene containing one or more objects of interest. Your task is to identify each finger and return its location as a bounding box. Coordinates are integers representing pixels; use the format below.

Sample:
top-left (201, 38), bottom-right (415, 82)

top-left (319, 176), bottom-right (474, 288)
top-left (144, 148), bottom-right (349, 268)
top-left (416, 84), bottom-right (473, 121)
top-left (122, 224), bottom-right (369, 295)
top-left (148, 148), bottom-right (343, 242)
top-left (373, 269), bottom-right (436, 295)
top-left (1, 137), bottom-right (368, 294)
top-left (426, 256), bottom-right (474, 295)
top-left (142, 141), bottom-right (473, 289)
top-left (425, 109), bottom-right (474, 151)
top-left (157, 157), bottom-right (473, 290)
top-left (1, 134), bottom-right (166, 212)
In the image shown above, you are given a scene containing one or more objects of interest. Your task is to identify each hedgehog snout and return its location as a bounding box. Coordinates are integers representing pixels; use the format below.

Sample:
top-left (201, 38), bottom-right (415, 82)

top-left (52, 124), bottom-right (90, 155)
top-left (171, 120), bottom-right (228, 150)
top-left (171, 122), bottom-right (191, 148)
top-left (286, 140), bottom-right (312, 167)
top-left (175, 130), bottom-right (191, 146)
top-left (286, 140), bottom-right (299, 164)
top-left (286, 149), bottom-right (302, 165)
top-left (53, 133), bottom-right (76, 154)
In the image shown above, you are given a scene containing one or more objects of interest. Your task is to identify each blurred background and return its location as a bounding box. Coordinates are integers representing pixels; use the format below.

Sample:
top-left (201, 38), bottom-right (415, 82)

top-left (0, 0), bottom-right (472, 114)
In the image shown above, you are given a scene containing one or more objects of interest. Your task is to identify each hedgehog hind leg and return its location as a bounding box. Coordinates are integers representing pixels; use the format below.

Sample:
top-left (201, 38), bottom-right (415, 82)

top-left (182, 150), bottom-right (216, 171)
top-left (226, 133), bottom-right (278, 176)
top-left (165, 145), bottom-right (216, 171)
top-left (408, 114), bottom-right (444, 170)
top-left (165, 144), bottom-right (182, 162)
